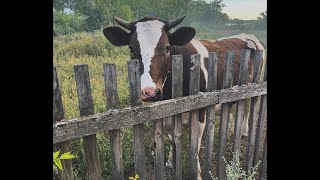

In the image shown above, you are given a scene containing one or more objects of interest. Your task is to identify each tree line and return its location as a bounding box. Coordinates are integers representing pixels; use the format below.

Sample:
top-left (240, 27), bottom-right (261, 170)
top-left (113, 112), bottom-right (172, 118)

top-left (53, 0), bottom-right (266, 35)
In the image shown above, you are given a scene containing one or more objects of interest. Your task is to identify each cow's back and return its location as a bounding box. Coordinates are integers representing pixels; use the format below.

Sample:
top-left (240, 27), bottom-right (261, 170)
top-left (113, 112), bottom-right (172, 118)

top-left (163, 34), bottom-right (265, 100)
top-left (200, 38), bottom-right (255, 90)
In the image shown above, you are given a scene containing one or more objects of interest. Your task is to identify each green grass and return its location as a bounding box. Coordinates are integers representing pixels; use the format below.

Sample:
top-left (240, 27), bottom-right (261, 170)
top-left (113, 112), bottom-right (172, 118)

top-left (53, 29), bottom-right (266, 179)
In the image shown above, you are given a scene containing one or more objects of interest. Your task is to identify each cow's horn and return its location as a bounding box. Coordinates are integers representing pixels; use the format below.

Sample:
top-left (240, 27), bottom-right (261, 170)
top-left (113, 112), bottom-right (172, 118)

top-left (167, 16), bottom-right (186, 29)
top-left (114, 16), bottom-right (133, 30)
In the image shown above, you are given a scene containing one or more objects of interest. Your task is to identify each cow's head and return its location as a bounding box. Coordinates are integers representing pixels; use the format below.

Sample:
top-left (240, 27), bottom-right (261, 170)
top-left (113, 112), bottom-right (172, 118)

top-left (103, 16), bottom-right (195, 101)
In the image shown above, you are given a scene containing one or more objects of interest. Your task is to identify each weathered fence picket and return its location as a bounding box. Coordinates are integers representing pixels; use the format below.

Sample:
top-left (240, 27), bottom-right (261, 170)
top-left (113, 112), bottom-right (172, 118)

top-left (128, 59), bottom-right (146, 180)
top-left (233, 49), bottom-right (251, 153)
top-left (74, 65), bottom-right (102, 180)
top-left (253, 62), bottom-right (267, 168)
top-left (245, 50), bottom-right (264, 173)
top-left (203, 52), bottom-right (218, 180)
top-left (103, 63), bottom-right (124, 180)
top-left (189, 54), bottom-right (201, 180)
top-left (53, 67), bottom-right (74, 180)
top-left (172, 55), bottom-right (183, 180)
top-left (217, 51), bottom-right (235, 180)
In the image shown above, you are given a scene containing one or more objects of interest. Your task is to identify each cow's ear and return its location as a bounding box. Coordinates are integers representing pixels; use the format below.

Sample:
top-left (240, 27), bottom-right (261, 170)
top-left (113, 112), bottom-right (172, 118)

top-left (103, 26), bottom-right (131, 46)
top-left (169, 27), bottom-right (196, 46)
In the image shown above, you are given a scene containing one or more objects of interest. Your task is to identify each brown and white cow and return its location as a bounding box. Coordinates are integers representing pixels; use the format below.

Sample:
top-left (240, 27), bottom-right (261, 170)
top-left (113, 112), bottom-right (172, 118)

top-left (103, 16), bottom-right (265, 179)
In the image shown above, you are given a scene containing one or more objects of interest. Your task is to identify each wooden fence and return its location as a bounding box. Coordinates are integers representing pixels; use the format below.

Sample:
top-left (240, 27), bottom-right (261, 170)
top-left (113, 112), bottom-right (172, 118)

top-left (53, 49), bottom-right (267, 180)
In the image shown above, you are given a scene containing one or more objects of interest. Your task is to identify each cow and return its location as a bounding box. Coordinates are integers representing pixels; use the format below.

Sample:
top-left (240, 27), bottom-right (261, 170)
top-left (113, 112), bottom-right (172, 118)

top-left (103, 16), bottom-right (265, 179)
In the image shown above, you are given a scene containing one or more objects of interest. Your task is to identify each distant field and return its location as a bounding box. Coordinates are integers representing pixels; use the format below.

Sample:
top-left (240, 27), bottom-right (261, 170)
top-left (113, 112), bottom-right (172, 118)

top-left (53, 29), bottom-right (266, 179)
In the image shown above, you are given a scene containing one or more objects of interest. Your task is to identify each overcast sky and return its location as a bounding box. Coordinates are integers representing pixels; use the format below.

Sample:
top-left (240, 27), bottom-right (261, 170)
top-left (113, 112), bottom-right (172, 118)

top-left (207, 0), bottom-right (267, 20)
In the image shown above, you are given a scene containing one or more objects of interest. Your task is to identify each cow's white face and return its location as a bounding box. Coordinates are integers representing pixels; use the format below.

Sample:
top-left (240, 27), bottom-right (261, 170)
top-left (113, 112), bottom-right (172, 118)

top-left (136, 20), bottom-right (165, 96)
top-left (103, 17), bottom-right (196, 101)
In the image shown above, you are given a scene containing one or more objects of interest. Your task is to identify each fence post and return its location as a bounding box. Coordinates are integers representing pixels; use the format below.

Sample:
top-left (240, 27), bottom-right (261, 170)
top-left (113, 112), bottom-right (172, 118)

top-left (189, 54), bottom-right (201, 180)
top-left (253, 63), bottom-right (267, 167)
top-left (103, 63), bottom-right (124, 180)
top-left (53, 67), bottom-right (74, 180)
top-left (128, 59), bottom-right (146, 180)
top-left (245, 50), bottom-right (263, 173)
top-left (203, 52), bottom-right (218, 180)
top-left (217, 51), bottom-right (235, 180)
top-left (233, 49), bottom-right (251, 153)
top-left (171, 55), bottom-right (183, 180)
top-left (74, 64), bottom-right (102, 180)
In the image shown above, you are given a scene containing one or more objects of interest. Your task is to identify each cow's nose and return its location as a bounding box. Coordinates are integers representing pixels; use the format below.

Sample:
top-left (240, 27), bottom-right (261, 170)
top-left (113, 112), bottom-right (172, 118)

top-left (141, 87), bottom-right (161, 101)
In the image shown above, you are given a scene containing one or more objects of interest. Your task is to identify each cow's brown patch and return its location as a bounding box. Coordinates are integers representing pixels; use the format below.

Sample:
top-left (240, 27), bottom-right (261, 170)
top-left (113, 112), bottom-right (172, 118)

top-left (200, 38), bottom-right (255, 89)
top-left (149, 31), bottom-right (171, 94)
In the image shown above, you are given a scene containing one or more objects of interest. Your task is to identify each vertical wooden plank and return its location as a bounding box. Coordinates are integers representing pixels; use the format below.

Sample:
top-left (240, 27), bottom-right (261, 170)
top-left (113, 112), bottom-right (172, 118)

top-left (203, 52), bottom-right (217, 180)
top-left (128, 59), bottom-right (146, 180)
top-left (189, 54), bottom-right (201, 180)
top-left (264, 63), bottom-right (267, 81)
top-left (207, 52), bottom-right (218, 92)
top-left (252, 96), bottom-right (267, 167)
top-left (53, 67), bottom-right (74, 180)
top-left (153, 119), bottom-right (164, 180)
top-left (103, 63), bottom-right (124, 180)
top-left (53, 67), bottom-right (65, 122)
top-left (260, 137), bottom-right (267, 180)
top-left (253, 62), bottom-right (267, 167)
top-left (233, 49), bottom-right (251, 152)
top-left (171, 55), bottom-right (183, 180)
top-left (104, 63), bottom-right (119, 110)
top-left (245, 50), bottom-right (263, 173)
top-left (74, 64), bottom-right (101, 180)
top-left (217, 51), bottom-right (235, 180)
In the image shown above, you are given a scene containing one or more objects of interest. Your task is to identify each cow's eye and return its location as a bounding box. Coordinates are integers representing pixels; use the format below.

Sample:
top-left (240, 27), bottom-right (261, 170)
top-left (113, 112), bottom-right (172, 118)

top-left (165, 46), bottom-right (170, 54)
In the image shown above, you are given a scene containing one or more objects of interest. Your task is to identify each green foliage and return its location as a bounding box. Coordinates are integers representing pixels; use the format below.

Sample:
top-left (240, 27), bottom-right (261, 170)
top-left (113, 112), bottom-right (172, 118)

top-left (60, 152), bottom-right (76, 159)
top-left (53, 8), bottom-right (86, 35)
top-left (53, 150), bottom-right (76, 170)
top-left (258, 11), bottom-right (267, 21)
top-left (53, 0), bottom-right (229, 35)
top-left (128, 174), bottom-right (139, 180)
top-left (53, 0), bottom-right (67, 11)
top-left (53, 31), bottom-right (130, 119)
top-left (211, 152), bottom-right (261, 180)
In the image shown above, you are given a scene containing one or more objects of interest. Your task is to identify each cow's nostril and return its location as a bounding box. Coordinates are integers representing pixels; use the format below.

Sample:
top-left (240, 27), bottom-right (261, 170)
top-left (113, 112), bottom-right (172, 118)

top-left (155, 88), bottom-right (160, 96)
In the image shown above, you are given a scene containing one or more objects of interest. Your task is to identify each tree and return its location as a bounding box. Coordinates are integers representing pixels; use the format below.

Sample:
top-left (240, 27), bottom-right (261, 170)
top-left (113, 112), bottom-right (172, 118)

top-left (258, 11), bottom-right (267, 21)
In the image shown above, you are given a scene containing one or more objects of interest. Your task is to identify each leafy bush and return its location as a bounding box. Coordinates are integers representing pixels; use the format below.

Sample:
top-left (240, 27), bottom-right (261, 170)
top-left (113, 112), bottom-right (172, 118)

top-left (53, 8), bottom-right (86, 35)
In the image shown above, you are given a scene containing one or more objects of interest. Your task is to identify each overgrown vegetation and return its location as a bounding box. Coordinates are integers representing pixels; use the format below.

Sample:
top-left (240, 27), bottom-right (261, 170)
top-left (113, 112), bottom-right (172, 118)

top-left (211, 152), bottom-right (261, 180)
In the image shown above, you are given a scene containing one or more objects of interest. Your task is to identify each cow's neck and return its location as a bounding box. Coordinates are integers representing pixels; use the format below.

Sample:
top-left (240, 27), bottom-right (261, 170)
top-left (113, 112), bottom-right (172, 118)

top-left (162, 40), bottom-right (210, 100)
